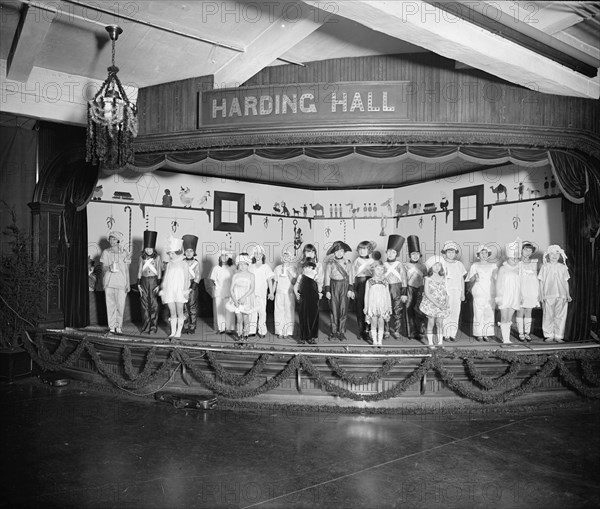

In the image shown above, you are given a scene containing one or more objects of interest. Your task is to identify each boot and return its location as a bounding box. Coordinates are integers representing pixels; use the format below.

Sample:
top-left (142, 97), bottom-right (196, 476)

top-left (516, 316), bottom-right (525, 341)
top-left (500, 322), bottom-right (512, 343)
top-left (524, 318), bottom-right (533, 341)
top-left (377, 329), bottom-right (384, 346)
top-left (168, 317), bottom-right (177, 338)
top-left (426, 332), bottom-right (434, 346)
top-left (175, 317), bottom-right (185, 338)
top-left (436, 334), bottom-right (443, 346)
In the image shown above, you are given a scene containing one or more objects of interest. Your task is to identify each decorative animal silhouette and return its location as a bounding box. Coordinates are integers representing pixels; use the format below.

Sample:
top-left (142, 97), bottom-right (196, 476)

top-left (179, 187), bottom-right (193, 208)
top-left (281, 201), bottom-right (290, 216)
top-left (490, 184), bottom-right (508, 202)
top-left (292, 208), bottom-right (300, 216)
top-left (197, 190), bottom-right (211, 208)
top-left (396, 201), bottom-right (410, 216)
top-left (253, 202), bottom-right (262, 211)
top-left (273, 202), bottom-right (281, 213)
top-left (439, 198), bottom-right (449, 211)
top-left (345, 202), bottom-right (360, 217)
top-left (92, 185), bottom-right (103, 200)
top-left (380, 198), bottom-right (393, 215)
top-left (309, 203), bottom-right (325, 217)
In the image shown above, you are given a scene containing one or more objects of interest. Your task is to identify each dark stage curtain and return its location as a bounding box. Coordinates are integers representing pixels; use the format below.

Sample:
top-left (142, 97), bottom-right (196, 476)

top-left (62, 162), bottom-right (98, 328)
top-left (549, 151), bottom-right (600, 341)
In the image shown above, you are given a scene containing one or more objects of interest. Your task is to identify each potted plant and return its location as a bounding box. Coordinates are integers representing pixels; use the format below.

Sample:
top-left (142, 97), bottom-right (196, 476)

top-left (0, 207), bottom-right (60, 382)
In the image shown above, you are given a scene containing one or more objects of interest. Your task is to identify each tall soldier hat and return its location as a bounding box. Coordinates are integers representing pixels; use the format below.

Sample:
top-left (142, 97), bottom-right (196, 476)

top-left (143, 230), bottom-right (157, 250)
top-left (182, 234), bottom-right (199, 254)
top-left (386, 234), bottom-right (405, 253)
top-left (407, 235), bottom-right (421, 254)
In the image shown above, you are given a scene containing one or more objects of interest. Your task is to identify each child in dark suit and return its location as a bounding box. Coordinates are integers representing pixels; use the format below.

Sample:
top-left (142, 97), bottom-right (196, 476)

top-left (297, 262), bottom-right (321, 344)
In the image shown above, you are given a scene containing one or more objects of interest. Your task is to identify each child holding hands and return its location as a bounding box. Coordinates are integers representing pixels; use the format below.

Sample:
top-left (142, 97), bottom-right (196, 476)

top-left (538, 245), bottom-right (571, 342)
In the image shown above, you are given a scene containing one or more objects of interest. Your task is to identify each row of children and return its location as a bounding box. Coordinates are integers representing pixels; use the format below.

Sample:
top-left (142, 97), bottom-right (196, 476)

top-left (100, 229), bottom-right (571, 346)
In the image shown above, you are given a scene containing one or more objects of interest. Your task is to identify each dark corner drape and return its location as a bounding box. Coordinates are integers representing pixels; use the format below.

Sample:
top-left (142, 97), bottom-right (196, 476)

top-left (549, 151), bottom-right (600, 341)
top-left (62, 162), bottom-right (98, 328)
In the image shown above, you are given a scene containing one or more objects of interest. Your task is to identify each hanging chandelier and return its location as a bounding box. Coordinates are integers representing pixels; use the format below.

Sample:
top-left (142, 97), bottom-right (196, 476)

top-left (86, 25), bottom-right (138, 170)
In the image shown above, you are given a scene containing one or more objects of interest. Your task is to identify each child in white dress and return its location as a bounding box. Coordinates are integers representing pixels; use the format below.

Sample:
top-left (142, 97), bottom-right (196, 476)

top-left (273, 249), bottom-right (297, 338)
top-left (420, 256), bottom-right (450, 347)
top-left (517, 241), bottom-right (539, 342)
top-left (538, 245), bottom-right (571, 342)
top-left (227, 253), bottom-right (257, 343)
top-left (467, 244), bottom-right (497, 342)
top-left (495, 239), bottom-right (521, 344)
top-left (363, 261), bottom-right (392, 346)
top-left (441, 241), bottom-right (467, 342)
top-left (159, 237), bottom-right (191, 340)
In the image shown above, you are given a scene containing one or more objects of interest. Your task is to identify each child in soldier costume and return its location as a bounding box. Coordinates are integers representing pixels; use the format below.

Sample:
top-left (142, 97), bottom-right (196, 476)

top-left (404, 235), bottom-right (427, 340)
top-left (383, 235), bottom-right (408, 340)
top-left (352, 240), bottom-right (375, 341)
top-left (182, 234), bottom-right (201, 334)
top-left (137, 230), bottom-right (162, 334)
top-left (323, 241), bottom-right (354, 341)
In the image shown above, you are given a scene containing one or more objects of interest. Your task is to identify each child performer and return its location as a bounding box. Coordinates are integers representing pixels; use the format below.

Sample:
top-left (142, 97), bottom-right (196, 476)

top-left (517, 241), bottom-right (539, 341)
top-left (383, 235), bottom-right (408, 340)
top-left (467, 244), bottom-right (497, 342)
top-left (294, 244), bottom-right (323, 295)
top-left (181, 235), bottom-right (201, 334)
top-left (420, 256), bottom-right (450, 346)
top-left (538, 245), bottom-right (571, 342)
top-left (353, 240), bottom-right (375, 341)
top-left (273, 249), bottom-right (297, 338)
top-left (323, 241), bottom-right (354, 341)
top-left (248, 245), bottom-right (274, 338)
top-left (159, 236), bottom-right (190, 339)
top-left (209, 250), bottom-right (235, 334)
top-left (297, 261), bottom-right (321, 344)
top-left (495, 239), bottom-right (521, 344)
top-left (363, 261), bottom-right (392, 347)
top-left (137, 230), bottom-right (162, 334)
top-left (100, 231), bottom-right (131, 335)
top-left (227, 253), bottom-right (257, 342)
top-left (404, 235), bottom-right (427, 340)
top-left (441, 241), bottom-right (467, 342)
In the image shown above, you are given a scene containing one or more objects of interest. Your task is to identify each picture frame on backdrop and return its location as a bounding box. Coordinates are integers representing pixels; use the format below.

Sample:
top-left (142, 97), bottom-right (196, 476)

top-left (214, 191), bottom-right (245, 232)
top-left (453, 184), bottom-right (484, 230)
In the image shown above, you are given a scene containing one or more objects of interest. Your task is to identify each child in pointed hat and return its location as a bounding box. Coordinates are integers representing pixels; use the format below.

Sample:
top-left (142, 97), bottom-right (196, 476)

top-left (538, 245), bottom-right (571, 342)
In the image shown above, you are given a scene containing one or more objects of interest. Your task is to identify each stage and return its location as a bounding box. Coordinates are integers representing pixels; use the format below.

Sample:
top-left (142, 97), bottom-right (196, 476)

top-left (23, 308), bottom-right (600, 412)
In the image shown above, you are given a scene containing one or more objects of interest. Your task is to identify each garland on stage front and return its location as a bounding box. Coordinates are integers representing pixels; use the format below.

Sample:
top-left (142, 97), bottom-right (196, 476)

top-left (23, 331), bottom-right (600, 404)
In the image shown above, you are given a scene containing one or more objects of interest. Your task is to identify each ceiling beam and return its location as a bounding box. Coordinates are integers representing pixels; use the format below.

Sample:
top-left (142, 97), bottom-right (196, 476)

top-left (212, 2), bottom-right (322, 89)
top-left (302, 0), bottom-right (599, 99)
top-left (6, 3), bottom-right (54, 82)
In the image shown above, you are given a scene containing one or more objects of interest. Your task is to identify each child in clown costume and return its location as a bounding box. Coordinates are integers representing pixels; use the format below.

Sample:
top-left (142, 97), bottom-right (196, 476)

top-left (538, 244), bottom-right (571, 342)
top-left (440, 240), bottom-right (467, 341)
top-left (495, 239), bottom-right (521, 344)
top-left (273, 249), bottom-right (297, 338)
top-left (209, 250), bottom-right (236, 334)
top-left (467, 244), bottom-right (497, 341)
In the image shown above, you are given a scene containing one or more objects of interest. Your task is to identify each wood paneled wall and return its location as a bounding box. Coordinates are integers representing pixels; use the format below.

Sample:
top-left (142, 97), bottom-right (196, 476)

top-left (138, 53), bottom-right (599, 136)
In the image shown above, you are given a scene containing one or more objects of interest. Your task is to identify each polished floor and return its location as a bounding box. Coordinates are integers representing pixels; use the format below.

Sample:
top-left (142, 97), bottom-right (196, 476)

top-left (2, 378), bottom-right (600, 509)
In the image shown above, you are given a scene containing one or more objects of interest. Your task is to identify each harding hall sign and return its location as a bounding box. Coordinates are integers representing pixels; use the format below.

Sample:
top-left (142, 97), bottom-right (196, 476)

top-left (200, 82), bottom-right (410, 126)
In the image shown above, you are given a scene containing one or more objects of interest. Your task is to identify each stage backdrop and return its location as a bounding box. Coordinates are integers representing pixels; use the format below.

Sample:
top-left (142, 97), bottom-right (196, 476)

top-left (87, 164), bottom-right (563, 282)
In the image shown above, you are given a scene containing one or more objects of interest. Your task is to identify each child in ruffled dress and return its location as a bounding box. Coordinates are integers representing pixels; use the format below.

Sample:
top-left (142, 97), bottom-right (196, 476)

top-left (363, 261), bottom-right (392, 346)
top-left (228, 253), bottom-right (257, 343)
top-left (517, 241), bottom-right (539, 342)
top-left (538, 245), bottom-right (571, 342)
top-left (495, 239), bottom-right (521, 344)
top-left (420, 257), bottom-right (450, 346)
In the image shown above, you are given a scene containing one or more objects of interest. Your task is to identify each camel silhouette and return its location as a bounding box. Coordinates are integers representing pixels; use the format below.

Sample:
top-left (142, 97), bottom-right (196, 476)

top-left (490, 184), bottom-right (508, 202)
top-left (310, 203), bottom-right (325, 216)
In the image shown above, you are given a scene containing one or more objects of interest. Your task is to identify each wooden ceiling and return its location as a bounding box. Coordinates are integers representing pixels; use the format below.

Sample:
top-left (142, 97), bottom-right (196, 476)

top-left (1, 1), bottom-right (598, 130)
